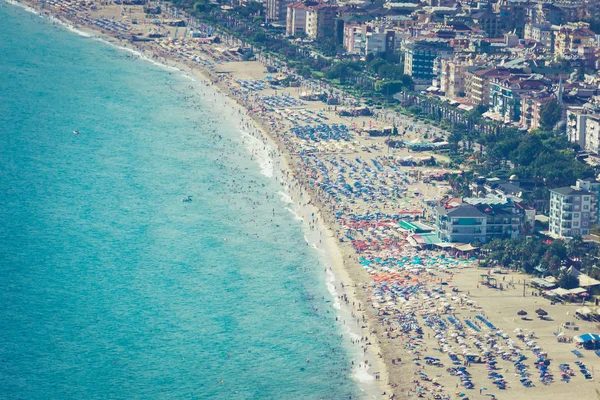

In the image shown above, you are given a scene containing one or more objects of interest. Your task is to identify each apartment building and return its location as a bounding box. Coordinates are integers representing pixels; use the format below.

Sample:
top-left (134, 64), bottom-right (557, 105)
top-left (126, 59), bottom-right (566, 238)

top-left (464, 67), bottom-right (510, 107)
top-left (519, 92), bottom-right (556, 131)
top-left (435, 198), bottom-right (522, 243)
top-left (305, 4), bottom-right (337, 39)
top-left (286, 2), bottom-right (308, 36)
top-left (343, 23), bottom-right (395, 56)
top-left (524, 22), bottom-right (554, 48)
top-left (439, 57), bottom-right (467, 98)
top-left (566, 107), bottom-right (600, 154)
top-left (554, 22), bottom-right (596, 57)
top-left (267, 0), bottom-right (294, 22)
top-left (489, 75), bottom-right (547, 123)
top-left (404, 39), bottom-right (453, 88)
top-left (549, 181), bottom-right (599, 238)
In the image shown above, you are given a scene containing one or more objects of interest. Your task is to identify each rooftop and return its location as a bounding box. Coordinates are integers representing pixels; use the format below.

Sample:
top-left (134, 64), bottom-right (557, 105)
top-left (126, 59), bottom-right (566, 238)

top-left (551, 186), bottom-right (593, 196)
top-left (436, 204), bottom-right (487, 218)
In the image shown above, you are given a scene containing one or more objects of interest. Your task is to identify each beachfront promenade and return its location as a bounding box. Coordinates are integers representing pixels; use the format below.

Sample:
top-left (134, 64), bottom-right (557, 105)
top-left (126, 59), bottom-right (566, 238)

top-left (21, 1), bottom-right (600, 398)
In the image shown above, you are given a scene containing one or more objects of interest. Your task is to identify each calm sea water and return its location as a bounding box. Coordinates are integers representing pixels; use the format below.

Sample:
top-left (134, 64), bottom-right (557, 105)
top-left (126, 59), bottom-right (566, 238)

top-left (0, 3), bottom-right (359, 399)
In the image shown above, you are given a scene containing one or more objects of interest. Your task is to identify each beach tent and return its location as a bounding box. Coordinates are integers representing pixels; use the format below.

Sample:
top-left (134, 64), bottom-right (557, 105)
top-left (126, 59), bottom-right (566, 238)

top-left (576, 306), bottom-right (592, 316)
top-left (574, 333), bottom-right (600, 343)
top-left (550, 288), bottom-right (570, 297)
top-left (566, 266), bottom-right (600, 288)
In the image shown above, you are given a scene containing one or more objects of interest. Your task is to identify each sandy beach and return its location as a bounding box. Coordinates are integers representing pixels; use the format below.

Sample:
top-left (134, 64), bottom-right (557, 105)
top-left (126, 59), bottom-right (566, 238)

top-left (11, 1), bottom-right (600, 399)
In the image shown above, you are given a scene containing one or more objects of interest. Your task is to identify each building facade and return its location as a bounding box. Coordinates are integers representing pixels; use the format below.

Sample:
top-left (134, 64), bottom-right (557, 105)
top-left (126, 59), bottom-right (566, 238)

top-left (549, 182), bottom-right (598, 238)
top-left (267, 0), bottom-right (294, 22)
top-left (435, 199), bottom-right (522, 243)
top-left (439, 57), bottom-right (467, 98)
top-left (286, 2), bottom-right (308, 36)
top-left (554, 22), bottom-right (596, 57)
top-left (524, 22), bottom-right (554, 48)
top-left (343, 23), bottom-right (395, 56)
top-left (489, 76), bottom-right (547, 123)
top-left (404, 39), bottom-right (453, 88)
top-left (567, 108), bottom-right (600, 154)
top-left (305, 4), bottom-right (337, 39)
top-left (519, 93), bottom-right (555, 131)
top-left (465, 68), bottom-right (510, 107)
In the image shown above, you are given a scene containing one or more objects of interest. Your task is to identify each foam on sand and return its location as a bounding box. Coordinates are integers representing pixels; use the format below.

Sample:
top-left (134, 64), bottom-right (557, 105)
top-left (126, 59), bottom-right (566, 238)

top-left (277, 190), bottom-right (293, 204)
top-left (239, 129), bottom-right (274, 178)
top-left (285, 206), bottom-right (303, 221)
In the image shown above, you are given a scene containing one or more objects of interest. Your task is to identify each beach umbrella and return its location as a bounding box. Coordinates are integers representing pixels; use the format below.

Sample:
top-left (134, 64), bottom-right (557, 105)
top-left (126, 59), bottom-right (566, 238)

top-left (517, 310), bottom-right (527, 319)
top-left (535, 309), bottom-right (548, 317)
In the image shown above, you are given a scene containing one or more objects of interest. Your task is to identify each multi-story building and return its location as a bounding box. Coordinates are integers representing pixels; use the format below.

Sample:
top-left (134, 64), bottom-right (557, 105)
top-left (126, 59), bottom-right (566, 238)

top-left (439, 57), bottom-right (467, 98)
top-left (343, 23), bottom-right (395, 56)
top-left (529, 2), bottom-right (566, 25)
top-left (549, 181), bottom-right (599, 238)
top-left (524, 22), bottom-right (554, 48)
top-left (404, 39), bottom-right (453, 89)
top-left (267, 0), bottom-right (294, 22)
top-left (496, 0), bottom-right (529, 37)
top-left (305, 4), bottom-right (338, 39)
top-left (471, 9), bottom-right (501, 38)
top-left (566, 107), bottom-right (600, 154)
top-left (435, 197), bottom-right (523, 243)
top-left (554, 22), bottom-right (596, 57)
top-left (436, 205), bottom-right (488, 243)
top-left (489, 75), bottom-right (547, 123)
top-left (464, 67), bottom-right (510, 107)
top-left (286, 2), bottom-right (309, 36)
top-left (519, 92), bottom-right (556, 131)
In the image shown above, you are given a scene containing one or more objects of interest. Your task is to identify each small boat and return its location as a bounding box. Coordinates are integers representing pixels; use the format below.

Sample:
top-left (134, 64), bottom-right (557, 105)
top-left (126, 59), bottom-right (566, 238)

top-left (73, 130), bottom-right (79, 135)
top-left (182, 195), bottom-right (192, 203)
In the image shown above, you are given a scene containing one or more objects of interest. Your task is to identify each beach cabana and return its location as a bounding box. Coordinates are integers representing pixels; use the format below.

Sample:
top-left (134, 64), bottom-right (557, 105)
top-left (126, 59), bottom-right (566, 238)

top-left (568, 287), bottom-right (587, 298)
top-left (530, 278), bottom-right (557, 290)
top-left (574, 333), bottom-right (600, 349)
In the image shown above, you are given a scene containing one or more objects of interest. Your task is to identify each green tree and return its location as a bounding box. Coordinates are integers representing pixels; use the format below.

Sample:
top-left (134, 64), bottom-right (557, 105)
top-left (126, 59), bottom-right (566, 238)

top-left (375, 80), bottom-right (406, 97)
top-left (540, 99), bottom-right (562, 131)
top-left (558, 273), bottom-right (579, 289)
top-left (567, 235), bottom-right (586, 259)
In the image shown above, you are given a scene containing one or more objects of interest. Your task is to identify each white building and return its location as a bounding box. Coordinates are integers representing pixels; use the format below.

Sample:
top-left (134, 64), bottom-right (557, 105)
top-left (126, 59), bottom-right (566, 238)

top-left (304, 4), bottom-right (337, 40)
top-left (267, 0), bottom-right (294, 22)
top-left (439, 58), bottom-right (467, 99)
top-left (524, 23), bottom-right (553, 48)
top-left (343, 24), bottom-right (395, 56)
top-left (549, 180), bottom-right (599, 238)
top-left (567, 107), bottom-right (600, 154)
top-left (286, 2), bottom-right (308, 36)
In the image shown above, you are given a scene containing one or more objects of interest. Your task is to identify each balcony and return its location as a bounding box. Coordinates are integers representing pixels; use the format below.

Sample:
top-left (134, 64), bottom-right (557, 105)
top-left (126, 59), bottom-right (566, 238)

top-left (488, 220), bottom-right (510, 225)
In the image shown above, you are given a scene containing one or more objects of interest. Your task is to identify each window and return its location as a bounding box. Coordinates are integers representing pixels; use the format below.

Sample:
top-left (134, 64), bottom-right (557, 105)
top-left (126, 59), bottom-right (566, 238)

top-left (575, 205), bottom-right (580, 210)
top-left (575, 197), bottom-right (580, 201)
top-left (574, 222), bottom-right (579, 227)
top-left (584, 205), bottom-right (589, 210)
top-left (584, 196), bottom-right (589, 202)
top-left (574, 213), bottom-right (580, 218)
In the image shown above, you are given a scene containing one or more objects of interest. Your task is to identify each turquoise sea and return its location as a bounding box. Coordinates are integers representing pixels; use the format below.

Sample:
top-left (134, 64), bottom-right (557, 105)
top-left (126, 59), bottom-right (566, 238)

top-left (0, 3), bottom-right (360, 399)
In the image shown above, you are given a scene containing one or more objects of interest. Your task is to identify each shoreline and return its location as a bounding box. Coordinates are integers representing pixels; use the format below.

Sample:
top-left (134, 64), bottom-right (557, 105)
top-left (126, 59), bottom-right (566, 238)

top-left (7, 0), bottom-right (393, 398)
top-left (8, 2), bottom-right (600, 400)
